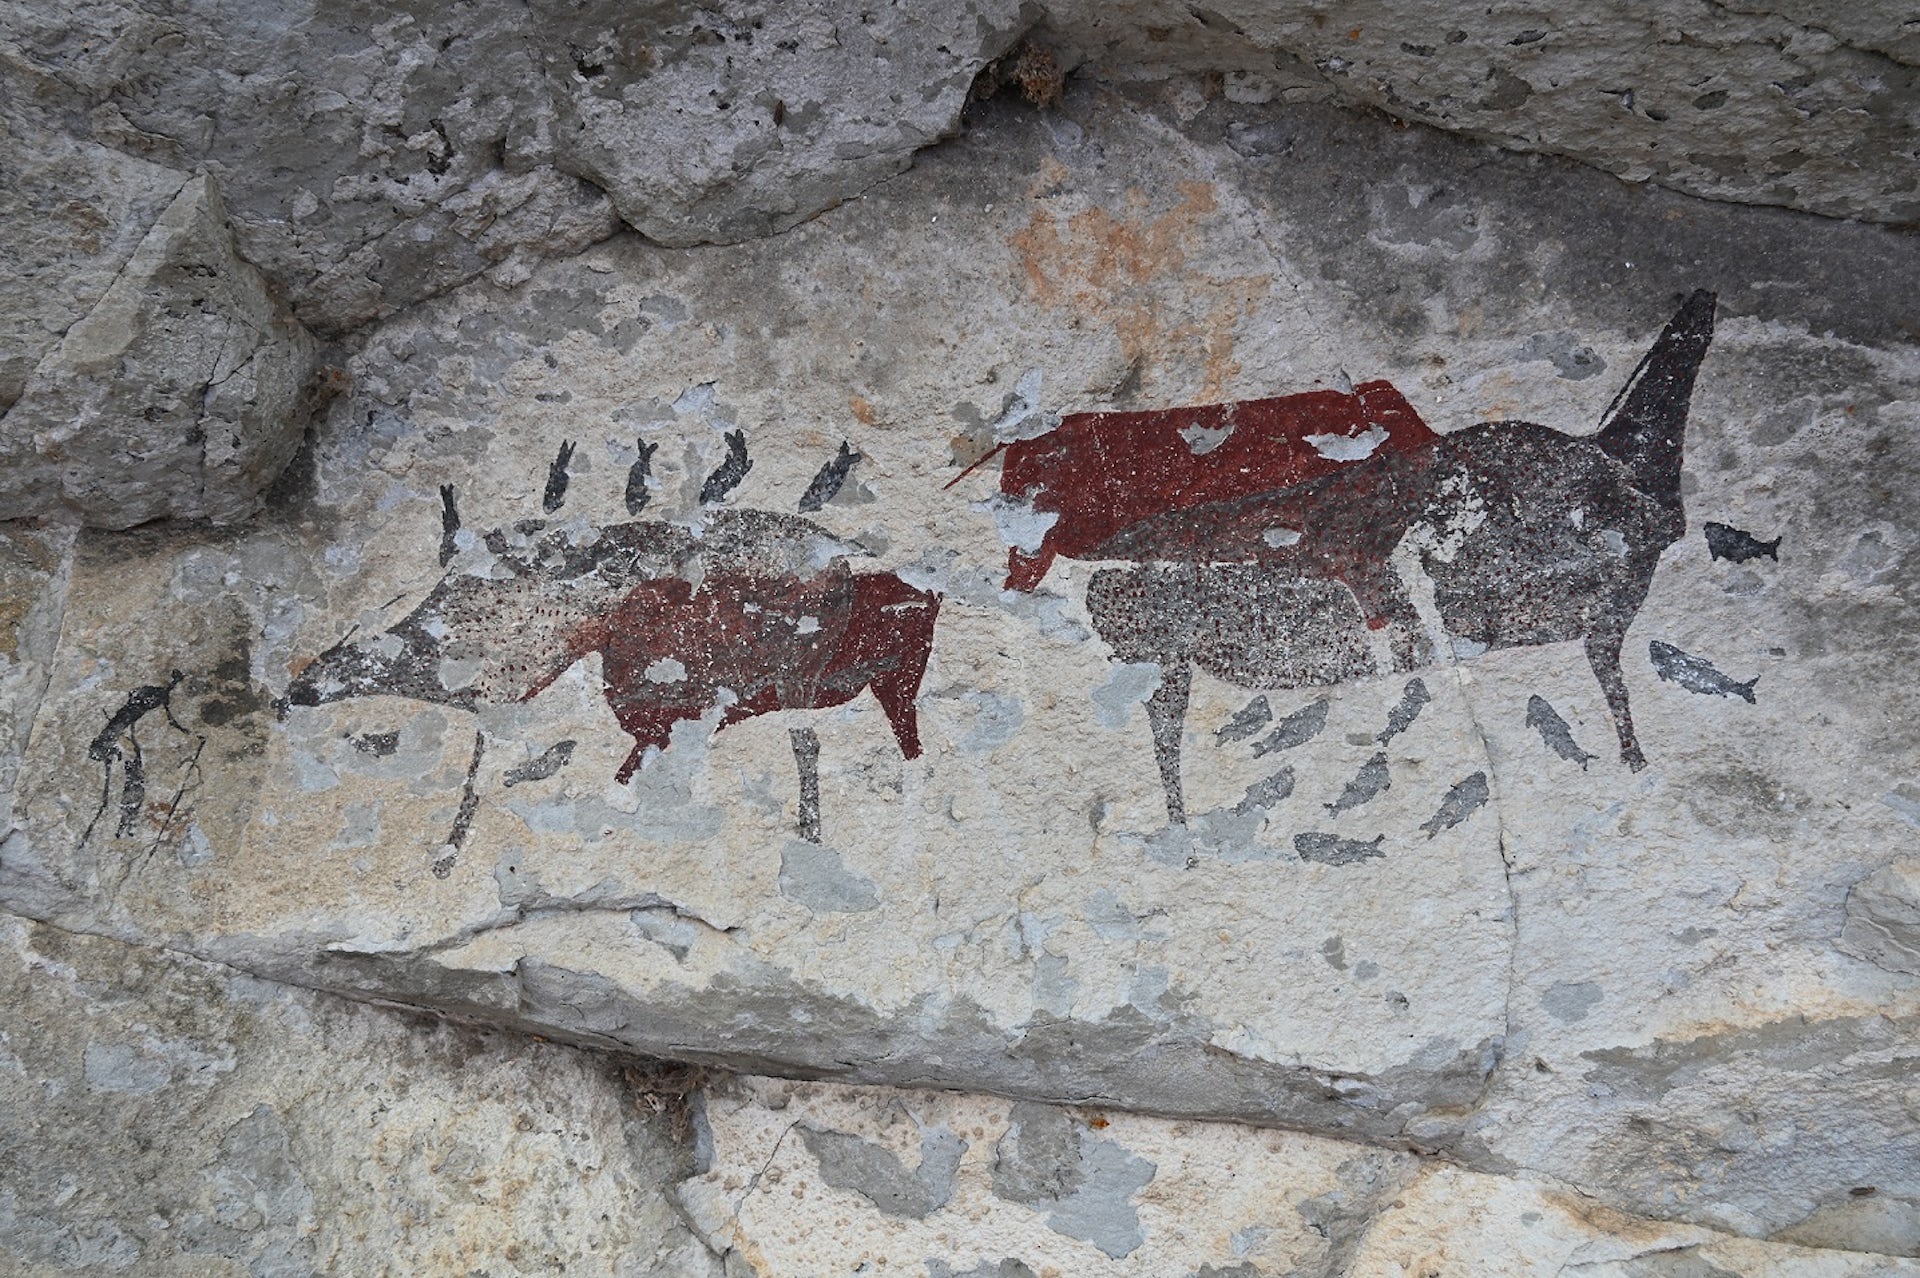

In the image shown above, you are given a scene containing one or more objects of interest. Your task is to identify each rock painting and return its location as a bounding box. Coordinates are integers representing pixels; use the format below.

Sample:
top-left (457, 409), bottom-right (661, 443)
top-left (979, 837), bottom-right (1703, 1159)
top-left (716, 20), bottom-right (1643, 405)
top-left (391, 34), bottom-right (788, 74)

top-left (82, 669), bottom-right (201, 848)
top-left (1648, 640), bottom-right (1759, 703)
top-left (1702, 520), bottom-right (1780, 563)
top-left (283, 437), bottom-right (940, 858)
top-left (989, 290), bottom-right (1720, 824)
top-left (89, 293), bottom-right (1734, 858)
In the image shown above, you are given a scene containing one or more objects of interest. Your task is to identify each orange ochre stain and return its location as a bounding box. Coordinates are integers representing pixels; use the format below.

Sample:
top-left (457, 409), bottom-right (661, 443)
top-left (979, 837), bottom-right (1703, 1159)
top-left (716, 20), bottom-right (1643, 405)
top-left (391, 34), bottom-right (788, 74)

top-left (1009, 180), bottom-right (1263, 401)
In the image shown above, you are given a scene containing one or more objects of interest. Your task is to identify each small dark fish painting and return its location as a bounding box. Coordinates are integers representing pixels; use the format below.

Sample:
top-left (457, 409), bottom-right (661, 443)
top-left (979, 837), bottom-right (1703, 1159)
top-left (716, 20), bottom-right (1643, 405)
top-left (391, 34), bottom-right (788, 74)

top-left (438, 485), bottom-right (461, 567)
top-left (625, 439), bottom-right (659, 515)
top-left (1295, 831), bottom-right (1385, 866)
top-left (1703, 521), bottom-right (1780, 563)
top-left (699, 429), bottom-right (753, 504)
top-left (502, 739), bottom-right (577, 787)
top-left (1649, 640), bottom-right (1758, 703)
top-left (1215, 695), bottom-right (1272, 745)
top-left (542, 439), bottom-right (576, 513)
top-left (1421, 772), bottom-right (1489, 840)
top-left (1235, 768), bottom-right (1296, 814)
top-left (799, 441), bottom-right (862, 513)
top-left (1525, 696), bottom-right (1595, 769)
top-left (1376, 679), bottom-right (1431, 746)
top-left (1252, 697), bottom-right (1330, 757)
top-left (1326, 751), bottom-right (1391, 815)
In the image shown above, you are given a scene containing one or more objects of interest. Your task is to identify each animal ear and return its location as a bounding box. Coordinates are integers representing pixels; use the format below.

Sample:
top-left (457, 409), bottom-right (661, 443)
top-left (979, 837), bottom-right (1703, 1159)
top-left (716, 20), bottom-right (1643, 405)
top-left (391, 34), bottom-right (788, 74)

top-left (543, 440), bottom-right (577, 513)
top-left (799, 440), bottom-right (862, 512)
top-left (439, 485), bottom-right (460, 566)
top-left (699, 430), bottom-right (753, 505)
top-left (1594, 289), bottom-right (1716, 507)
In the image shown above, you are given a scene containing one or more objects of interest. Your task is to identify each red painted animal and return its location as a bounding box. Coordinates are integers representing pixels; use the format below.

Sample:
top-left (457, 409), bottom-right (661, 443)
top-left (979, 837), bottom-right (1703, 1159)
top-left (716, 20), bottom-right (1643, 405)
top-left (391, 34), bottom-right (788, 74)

top-left (992, 291), bottom-right (1717, 823)
top-left (286, 438), bottom-right (938, 847)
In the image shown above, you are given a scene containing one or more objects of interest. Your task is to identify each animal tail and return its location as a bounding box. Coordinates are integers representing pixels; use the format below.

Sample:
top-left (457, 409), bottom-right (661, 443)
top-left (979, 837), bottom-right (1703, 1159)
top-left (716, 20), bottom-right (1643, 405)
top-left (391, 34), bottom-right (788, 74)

top-left (1595, 289), bottom-right (1717, 509)
top-left (1736, 676), bottom-right (1759, 704)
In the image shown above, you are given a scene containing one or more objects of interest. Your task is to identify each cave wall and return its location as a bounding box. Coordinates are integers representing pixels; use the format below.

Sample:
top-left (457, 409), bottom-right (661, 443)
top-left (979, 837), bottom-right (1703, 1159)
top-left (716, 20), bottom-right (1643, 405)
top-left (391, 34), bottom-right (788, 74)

top-left (3, 3), bottom-right (1918, 1273)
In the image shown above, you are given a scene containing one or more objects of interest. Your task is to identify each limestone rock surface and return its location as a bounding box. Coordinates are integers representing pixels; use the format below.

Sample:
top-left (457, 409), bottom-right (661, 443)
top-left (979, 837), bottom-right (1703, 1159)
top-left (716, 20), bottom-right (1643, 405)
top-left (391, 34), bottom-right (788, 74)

top-left (7, 0), bottom-right (1915, 344)
top-left (0, 174), bottom-right (319, 528)
top-left (687, 1076), bottom-right (1920, 1275)
top-left (528, 0), bottom-right (1033, 247)
top-left (0, 524), bottom-right (72, 828)
top-left (2, 79), bottom-right (1918, 1260)
top-left (1841, 856), bottom-right (1920, 976)
top-left (1043, 0), bottom-right (1920, 225)
top-left (0, 49), bottom-right (189, 416)
top-left (0, 0), bottom-right (614, 335)
top-left (0, 913), bottom-right (722, 1276)
top-left (0, 0), bottom-right (1028, 334)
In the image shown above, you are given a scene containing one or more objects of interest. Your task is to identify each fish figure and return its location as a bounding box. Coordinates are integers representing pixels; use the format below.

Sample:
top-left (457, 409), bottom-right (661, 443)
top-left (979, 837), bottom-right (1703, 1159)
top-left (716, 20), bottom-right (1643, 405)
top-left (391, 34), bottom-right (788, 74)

top-left (625, 439), bottom-right (659, 515)
top-left (1525, 695), bottom-right (1596, 769)
top-left (1215, 695), bottom-right (1273, 745)
top-left (1703, 521), bottom-right (1780, 563)
top-left (1295, 832), bottom-right (1386, 866)
top-left (1327, 751), bottom-right (1391, 815)
top-left (1375, 678), bottom-right (1432, 746)
top-left (1251, 697), bottom-right (1330, 756)
top-left (1236, 768), bottom-right (1296, 814)
top-left (1420, 772), bottom-right (1490, 839)
top-left (1648, 640), bottom-right (1758, 703)
top-left (502, 739), bottom-right (577, 787)
top-left (799, 441), bottom-right (862, 512)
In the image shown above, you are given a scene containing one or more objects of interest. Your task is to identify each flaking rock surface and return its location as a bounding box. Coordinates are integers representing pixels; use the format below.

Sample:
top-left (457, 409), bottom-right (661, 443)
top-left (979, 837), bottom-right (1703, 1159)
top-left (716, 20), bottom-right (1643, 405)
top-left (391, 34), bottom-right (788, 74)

top-left (0, 172), bottom-right (318, 528)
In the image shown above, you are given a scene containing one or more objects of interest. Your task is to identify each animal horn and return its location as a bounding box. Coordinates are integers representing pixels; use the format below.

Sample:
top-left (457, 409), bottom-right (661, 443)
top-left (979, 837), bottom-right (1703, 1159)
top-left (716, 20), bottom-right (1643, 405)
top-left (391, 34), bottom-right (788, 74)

top-left (1595, 289), bottom-right (1716, 509)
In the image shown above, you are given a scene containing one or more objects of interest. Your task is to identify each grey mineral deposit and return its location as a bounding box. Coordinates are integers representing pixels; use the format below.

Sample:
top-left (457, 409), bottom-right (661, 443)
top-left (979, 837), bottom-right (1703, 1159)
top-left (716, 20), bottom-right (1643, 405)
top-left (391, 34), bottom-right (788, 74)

top-left (2, 1), bottom-right (1918, 1273)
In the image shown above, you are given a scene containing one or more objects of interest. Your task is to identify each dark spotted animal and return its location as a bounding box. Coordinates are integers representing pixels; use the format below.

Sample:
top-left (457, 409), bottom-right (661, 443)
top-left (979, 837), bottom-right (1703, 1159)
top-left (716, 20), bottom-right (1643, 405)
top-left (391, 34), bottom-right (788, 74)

top-left (991, 292), bottom-right (1717, 823)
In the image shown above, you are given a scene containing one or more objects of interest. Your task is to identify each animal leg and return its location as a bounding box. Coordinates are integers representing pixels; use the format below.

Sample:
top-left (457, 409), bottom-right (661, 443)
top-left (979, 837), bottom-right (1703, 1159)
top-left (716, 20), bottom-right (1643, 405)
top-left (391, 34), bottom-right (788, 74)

top-left (870, 675), bottom-right (925, 760)
top-left (434, 728), bottom-right (487, 879)
top-left (867, 606), bottom-right (939, 760)
top-left (1145, 661), bottom-right (1193, 826)
top-left (1342, 565), bottom-right (1428, 672)
top-left (790, 726), bottom-right (823, 844)
top-left (614, 743), bottom-right (646, 785)
top-left (613, 717), bottom-right (678, 784)
top-left (844, 576), bottom-right (939, 761)
top-left (1584, 629), bottom-right (1646, 770)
